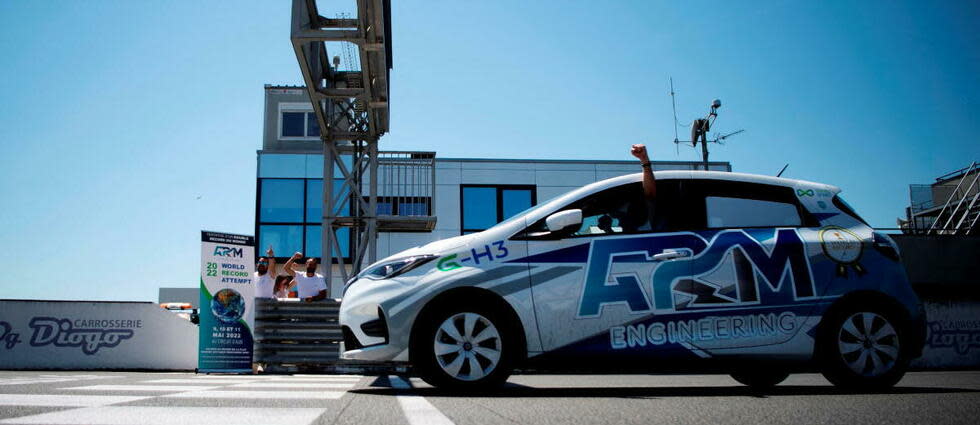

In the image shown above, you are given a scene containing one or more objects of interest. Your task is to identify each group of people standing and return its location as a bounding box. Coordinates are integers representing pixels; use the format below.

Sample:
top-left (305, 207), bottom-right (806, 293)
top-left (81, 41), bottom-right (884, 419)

top-left (252, 248), bottom-right (328, 302)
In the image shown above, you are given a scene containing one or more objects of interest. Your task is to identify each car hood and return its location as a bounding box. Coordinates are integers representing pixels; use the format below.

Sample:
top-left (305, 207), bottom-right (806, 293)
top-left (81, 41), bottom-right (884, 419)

top-left (373, 233), bottom-right (478, 265)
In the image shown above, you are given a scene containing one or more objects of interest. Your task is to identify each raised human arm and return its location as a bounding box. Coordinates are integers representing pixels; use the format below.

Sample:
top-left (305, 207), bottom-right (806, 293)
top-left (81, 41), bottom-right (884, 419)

top-left (631, 144), bottom-right (656, 199)
top-left (282, 252), bottom-right (302, 276)
top-left (267, 247), bottom-right (277, 277)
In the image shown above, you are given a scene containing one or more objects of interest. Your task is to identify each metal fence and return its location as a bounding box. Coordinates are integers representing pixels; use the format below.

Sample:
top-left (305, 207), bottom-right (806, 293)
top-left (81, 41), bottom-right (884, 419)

top-left (376, 151), bottom-right (436, 216)
top-left (253, 298), bottom-right (341, 371)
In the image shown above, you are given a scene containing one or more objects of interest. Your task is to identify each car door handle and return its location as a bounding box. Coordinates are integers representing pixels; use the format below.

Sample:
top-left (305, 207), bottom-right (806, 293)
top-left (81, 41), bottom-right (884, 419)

top-left (652, 249), bottom-right (690, 261)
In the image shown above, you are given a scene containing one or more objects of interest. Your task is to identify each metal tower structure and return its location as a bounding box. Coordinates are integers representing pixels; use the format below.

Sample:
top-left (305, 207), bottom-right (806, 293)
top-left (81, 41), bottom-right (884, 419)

top-left (290, 0), bottom-right (393, 288)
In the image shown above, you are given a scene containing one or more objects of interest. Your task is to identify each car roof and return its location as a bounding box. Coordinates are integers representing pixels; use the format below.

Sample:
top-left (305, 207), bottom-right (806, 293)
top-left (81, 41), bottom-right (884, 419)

top-left (585, 170), bottom-right (841, 194)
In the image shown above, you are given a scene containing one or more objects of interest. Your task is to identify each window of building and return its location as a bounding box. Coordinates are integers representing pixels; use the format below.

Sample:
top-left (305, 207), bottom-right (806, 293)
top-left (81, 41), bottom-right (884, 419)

top-left (460, 185), bottom-right (536, 234)
top-left (279, 103), bottom-right (320, 139)
top-left (257, 177), bottom-right (350, 261)
top-left (370, 197), bottom-right (432, 216)
top-left (260, 179), bottom-right (305, 222)
top-left (258, 225), bottom-right (303, 257)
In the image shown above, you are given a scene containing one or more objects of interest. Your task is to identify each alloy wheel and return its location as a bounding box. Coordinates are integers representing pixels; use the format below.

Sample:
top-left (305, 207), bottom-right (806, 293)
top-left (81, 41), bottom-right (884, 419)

top-left (433, 312), bottom-right (502, 381)
top-left (837, 312), bottom-right (900, 377)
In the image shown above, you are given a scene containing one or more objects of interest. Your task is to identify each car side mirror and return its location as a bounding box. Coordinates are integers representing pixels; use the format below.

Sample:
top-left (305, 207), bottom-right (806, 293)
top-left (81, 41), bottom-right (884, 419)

top-left (546, 209), bottom-right (583, 232)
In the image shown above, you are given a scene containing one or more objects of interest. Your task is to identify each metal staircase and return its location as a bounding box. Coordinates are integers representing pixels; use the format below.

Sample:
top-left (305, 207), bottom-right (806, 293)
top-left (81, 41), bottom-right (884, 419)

top-left (928, 161), bottom-right (980, 235)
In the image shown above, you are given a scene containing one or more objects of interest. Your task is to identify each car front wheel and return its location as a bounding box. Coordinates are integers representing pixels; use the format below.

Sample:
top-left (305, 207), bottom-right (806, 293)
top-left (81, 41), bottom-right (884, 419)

top-left (818, 305), bottom-right (910, 391)
top-left (416, 305), bottom-right (514, 389)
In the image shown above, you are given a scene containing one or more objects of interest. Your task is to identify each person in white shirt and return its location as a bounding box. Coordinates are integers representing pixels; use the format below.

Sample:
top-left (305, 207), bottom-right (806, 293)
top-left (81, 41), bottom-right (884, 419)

top-left (283, 252), bottom-right (328, 302)
top-left (252, 247), bottom-right (279, 374)
top-left (253, 247), bottom-right (277, 299)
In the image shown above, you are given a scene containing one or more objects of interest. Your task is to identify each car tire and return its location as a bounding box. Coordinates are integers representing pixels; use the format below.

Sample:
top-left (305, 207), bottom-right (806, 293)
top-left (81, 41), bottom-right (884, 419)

top-left (415, 303), bottom-right (515, 389)
top-left (817, 301), bottom-right (910, 391)
top-left (730, 370), bottom-right (789, 390)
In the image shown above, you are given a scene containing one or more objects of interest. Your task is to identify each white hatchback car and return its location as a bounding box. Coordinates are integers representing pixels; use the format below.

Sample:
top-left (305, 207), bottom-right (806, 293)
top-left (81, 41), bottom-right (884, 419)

top-left (340, 171), bottom-right (925, 390)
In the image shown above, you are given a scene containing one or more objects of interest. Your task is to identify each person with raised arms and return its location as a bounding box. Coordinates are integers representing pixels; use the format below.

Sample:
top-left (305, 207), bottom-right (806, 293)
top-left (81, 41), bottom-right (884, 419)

top-left (283, 252), bottom-right (328, 302)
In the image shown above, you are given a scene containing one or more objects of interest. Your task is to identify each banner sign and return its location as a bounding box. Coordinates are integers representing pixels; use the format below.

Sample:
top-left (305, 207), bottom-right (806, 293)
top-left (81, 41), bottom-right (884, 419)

top-left (199, 230), bottom-right (255, 373)
top-left (911, 300), bottom-right (980, 369)
top-left (0, 300), bottom-right (197, 370)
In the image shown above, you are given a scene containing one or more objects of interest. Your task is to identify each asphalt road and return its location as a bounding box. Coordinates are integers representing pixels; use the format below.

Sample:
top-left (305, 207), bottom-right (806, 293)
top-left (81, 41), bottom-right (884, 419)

top-left (1, 370), bottom-right (978, 425)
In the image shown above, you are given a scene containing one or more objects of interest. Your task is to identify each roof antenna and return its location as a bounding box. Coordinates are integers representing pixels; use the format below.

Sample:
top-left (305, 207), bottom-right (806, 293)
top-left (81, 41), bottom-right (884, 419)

top-left (669, 77), bottom-right (680, 155)
top-left (776, 163), bottom-right (789, 177)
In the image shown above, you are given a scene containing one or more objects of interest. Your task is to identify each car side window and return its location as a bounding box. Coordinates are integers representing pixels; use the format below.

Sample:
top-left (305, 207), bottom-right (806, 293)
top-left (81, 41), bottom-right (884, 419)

top-left (518, 180), bottom-right (688, 239)
top-left (706, 196), bottom-right (801, 228)
top-left (687, 179), bottom-right (813, 229)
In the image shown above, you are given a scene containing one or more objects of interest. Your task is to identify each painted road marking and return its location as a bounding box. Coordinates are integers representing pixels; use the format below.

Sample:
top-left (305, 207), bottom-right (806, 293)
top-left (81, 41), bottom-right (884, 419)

top-left (0, 376), bottom-right (112, 386)
top-left (0, 394), bottom-right (150, 407)
top-left (190, 375), bottom-right (274, 380)
top-left (0, 407), bottom-right (326, 425)
top-left (229, 382), bottom-right (354, 389)
top-left (65, 385), bottom-right (219, 392)
top-left (389, 376), bottom-right (455, 425)
top-left (164, 390), bottom-right (346, 399)
top-left (140, 379), bottom-right (243, 384)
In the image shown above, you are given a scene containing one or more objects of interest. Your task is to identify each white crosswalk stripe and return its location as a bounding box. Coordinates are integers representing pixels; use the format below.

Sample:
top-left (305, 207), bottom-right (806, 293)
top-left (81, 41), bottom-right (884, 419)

top-left (0, 373), bottom-right (364, 425)
top-left (165, 390), bottom-right (347, 399)
top-left (0, 406), bottom-right (327, 425)
top-left (228, 382), bottom-right (354, 388)
top-left (0, 375), bottom-right (113, 386)
top-left (65, 385), bottom-right (221, 392)
top-left (0, 395), bottom-right (151, 407)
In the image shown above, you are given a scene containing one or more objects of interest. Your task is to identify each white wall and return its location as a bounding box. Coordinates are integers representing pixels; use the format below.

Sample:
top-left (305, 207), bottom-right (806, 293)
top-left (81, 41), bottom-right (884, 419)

top-left (0, 300), bottom-right (198, 370)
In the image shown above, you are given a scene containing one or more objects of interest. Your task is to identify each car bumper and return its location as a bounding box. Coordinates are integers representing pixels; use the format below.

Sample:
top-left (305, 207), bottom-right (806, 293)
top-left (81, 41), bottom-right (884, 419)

top-left (339, 278), bottom-right (416, 362)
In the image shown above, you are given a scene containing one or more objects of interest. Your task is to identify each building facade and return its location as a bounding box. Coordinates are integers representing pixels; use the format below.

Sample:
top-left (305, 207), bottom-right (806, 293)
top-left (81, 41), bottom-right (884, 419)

top-left (905, 162), bottom-right (980, 234)
top-left (257, 85), bottom-right (732, 296)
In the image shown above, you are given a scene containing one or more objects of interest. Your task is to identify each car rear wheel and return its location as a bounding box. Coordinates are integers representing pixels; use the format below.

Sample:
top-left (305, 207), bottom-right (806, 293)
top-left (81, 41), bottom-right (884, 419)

top-left (819, 305), bottom-right (909, 391)
top-left (416, 305), bottom-right (514, 389)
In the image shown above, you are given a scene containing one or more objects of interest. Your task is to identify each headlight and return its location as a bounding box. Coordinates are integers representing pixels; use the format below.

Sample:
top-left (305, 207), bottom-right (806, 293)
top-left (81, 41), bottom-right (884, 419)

top-left (354, 255), bottom-right (438, 283)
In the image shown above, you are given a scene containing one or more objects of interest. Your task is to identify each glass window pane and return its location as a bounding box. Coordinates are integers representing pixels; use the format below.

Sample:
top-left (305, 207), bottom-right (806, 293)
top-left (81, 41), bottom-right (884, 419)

top-left (305, 154), bottom-right (323, 178)
top-left (259, 225), bottom-right (303, 257)
top-left (306, 179), bottom-right (322, 223)
top-left (502, 189), bottom-right (532, 221)
top-left (259, 154), bottom-right (305, 178)
top-left (400, 201), bottom-right (428, 216)
top-left (337, 227), bottom-right (349, 257)
top-left (462, 187), bottom-right (497, 230)
top-left (376, 200), bottom-right (393, 215)
top-left (332, 179), bottom-right (352, 215)
top-left (281, 112), bottom-right (305, 137)
top-left (305, 225), bottom-right (321, 258)
top-left (306, 112), bottom-right (320, 137)
top-left (260, 179), bottom-right (304, 222)
top-left (705, 196), bottom-right (801, 228)
top-left (304, 226), bottom-right (349, 259)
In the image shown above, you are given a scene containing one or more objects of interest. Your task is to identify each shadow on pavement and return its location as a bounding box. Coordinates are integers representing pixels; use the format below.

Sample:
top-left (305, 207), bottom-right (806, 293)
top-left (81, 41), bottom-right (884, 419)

top-left (352, 381), bottom-right (980, 399)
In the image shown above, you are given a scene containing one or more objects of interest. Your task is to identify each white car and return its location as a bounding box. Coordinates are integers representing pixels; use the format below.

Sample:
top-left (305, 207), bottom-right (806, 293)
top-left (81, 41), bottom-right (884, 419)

top-left (340, 171), bottom-right (925, 390)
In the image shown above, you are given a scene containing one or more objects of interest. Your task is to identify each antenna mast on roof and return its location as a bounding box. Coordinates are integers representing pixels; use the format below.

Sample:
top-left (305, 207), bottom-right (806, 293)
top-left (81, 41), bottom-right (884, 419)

top-left (669, 78), bottom-right (744, 170)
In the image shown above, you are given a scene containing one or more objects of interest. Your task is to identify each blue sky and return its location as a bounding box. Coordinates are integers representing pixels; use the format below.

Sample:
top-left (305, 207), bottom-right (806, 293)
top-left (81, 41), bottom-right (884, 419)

top-left (1, 1), bottom-right (977, 301)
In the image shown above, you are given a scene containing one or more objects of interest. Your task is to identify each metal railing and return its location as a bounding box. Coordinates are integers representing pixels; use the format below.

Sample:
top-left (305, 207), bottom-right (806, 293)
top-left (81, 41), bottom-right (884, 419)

top-left (929, 162), bottom-right (979, 235)
top-left (376, 151), bottom-right (436, 217)
top-left (254, 298), bottom-right (341, 371)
